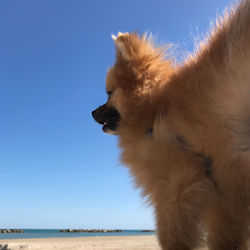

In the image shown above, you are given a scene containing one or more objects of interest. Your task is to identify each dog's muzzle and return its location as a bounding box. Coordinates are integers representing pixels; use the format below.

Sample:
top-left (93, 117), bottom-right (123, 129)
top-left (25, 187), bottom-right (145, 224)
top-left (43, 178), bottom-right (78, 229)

top-left (92, 104), bottom-right (120, 134)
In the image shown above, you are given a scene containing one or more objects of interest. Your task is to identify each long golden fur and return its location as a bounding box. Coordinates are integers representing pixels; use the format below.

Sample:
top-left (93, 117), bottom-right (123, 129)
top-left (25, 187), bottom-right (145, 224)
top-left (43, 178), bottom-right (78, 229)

top-left (92, 0), bottom-right (250, 249)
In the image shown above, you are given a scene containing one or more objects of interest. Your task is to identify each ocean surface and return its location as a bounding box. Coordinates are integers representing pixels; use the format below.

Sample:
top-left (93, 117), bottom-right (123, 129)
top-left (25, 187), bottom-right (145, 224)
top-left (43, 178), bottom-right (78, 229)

top-left (0, 229), bottom-right (155, 240)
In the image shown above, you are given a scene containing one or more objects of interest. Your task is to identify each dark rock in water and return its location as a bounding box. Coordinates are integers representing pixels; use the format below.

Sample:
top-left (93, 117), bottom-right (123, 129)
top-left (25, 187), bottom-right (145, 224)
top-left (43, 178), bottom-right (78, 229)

top-left (0, 229), bottom-right (24, 234)
top-left (60, 229), bottom-right (122, 233)
top-left (141, 230), bottom-right (155, 232)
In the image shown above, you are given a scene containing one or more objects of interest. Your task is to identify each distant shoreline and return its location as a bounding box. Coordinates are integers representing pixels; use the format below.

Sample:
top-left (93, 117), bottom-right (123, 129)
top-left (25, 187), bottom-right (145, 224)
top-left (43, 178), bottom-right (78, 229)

top-left (0, 229), bottom-right (155, 234)
top-left (0, 229), bottom-right (156, 240)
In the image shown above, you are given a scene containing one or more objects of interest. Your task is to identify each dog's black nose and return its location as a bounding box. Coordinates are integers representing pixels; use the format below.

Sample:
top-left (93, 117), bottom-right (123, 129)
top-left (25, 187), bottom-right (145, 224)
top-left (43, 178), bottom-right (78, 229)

top-left (92, 106), bottom-right (106, 124)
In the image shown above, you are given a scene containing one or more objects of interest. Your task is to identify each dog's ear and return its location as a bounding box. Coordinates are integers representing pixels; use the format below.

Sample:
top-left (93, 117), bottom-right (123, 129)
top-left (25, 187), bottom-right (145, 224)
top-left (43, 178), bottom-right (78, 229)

top-left (112, 32), bottom-right (158, 62)
top-left (111, 32), bottom-right (174, 92)
top-left (112, 32), bottom-right (130, 60)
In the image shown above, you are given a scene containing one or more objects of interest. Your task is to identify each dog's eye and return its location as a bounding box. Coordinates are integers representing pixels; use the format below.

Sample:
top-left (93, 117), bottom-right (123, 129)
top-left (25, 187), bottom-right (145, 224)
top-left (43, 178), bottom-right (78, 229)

top-left (107, 90), bottom-right (113, 97)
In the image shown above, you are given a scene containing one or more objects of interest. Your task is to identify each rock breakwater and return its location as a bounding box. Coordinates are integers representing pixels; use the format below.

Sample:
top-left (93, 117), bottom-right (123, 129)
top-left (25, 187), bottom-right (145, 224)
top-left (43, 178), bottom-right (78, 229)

top-left (60, 229), bottom-right (122, 233)
top-left (0, 229), bottom-right (24, 234)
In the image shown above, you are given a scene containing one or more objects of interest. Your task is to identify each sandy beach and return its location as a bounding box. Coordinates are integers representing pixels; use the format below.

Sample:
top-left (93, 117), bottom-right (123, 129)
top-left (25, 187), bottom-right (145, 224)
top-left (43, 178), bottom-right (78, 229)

top-left (0, 235), bottom-right (212, 250)
top-left (0, 235), bottom-right (162, 250)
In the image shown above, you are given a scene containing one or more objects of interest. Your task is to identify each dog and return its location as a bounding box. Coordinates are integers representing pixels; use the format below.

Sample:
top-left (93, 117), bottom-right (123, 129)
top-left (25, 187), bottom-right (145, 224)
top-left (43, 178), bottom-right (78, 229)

top-left (92, 1), bottom-right (250, 249)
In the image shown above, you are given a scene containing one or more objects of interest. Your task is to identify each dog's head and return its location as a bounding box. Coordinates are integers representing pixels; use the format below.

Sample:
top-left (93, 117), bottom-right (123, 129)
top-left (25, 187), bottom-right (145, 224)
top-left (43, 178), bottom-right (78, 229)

top-left (92, 32), bottom-right (173, 134)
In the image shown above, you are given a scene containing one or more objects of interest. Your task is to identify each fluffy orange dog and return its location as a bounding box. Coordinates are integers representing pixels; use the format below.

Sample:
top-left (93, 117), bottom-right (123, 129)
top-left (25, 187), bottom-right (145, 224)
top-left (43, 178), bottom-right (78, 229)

top-left (92, 1), bottom-right (250, 249)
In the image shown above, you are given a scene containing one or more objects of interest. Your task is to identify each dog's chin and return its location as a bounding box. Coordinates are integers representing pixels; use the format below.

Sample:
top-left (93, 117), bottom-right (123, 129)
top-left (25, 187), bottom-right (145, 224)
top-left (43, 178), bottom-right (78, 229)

top-left (103, 126), bottom-right (118, 135)
top-left (102, 122), bottom-right (119, 135)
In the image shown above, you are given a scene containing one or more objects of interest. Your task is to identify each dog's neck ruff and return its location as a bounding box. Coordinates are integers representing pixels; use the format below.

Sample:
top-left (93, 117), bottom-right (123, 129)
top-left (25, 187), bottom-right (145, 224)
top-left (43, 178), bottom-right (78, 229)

top-left (145, 128), bottom-right (217, 188)
top-left (175, 133), bottom-right (219, 188)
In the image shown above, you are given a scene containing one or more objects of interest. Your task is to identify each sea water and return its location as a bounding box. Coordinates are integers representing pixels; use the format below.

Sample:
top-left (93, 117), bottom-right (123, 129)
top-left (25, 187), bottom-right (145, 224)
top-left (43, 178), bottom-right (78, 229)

top-left (0, 229), bottom-right (155, 240)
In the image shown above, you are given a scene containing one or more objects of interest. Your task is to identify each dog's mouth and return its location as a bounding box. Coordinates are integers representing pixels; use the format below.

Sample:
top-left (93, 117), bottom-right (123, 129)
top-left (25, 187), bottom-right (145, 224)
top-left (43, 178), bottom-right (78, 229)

top-left (92, 105), bottom-right (120, 134)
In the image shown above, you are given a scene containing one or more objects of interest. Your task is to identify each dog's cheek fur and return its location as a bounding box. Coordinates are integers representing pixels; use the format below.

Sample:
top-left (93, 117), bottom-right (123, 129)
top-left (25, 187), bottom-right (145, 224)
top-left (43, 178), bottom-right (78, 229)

top-left (107, 70), bottom-right (155, 128)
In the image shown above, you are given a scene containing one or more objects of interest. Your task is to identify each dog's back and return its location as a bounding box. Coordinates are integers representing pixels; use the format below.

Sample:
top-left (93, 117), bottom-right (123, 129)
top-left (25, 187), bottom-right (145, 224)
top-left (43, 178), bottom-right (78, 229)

top-left (157, 0), bottom-right (250, 159)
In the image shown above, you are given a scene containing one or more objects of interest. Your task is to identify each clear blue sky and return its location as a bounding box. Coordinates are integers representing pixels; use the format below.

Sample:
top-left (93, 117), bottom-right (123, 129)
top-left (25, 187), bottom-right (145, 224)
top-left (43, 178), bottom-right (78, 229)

top-left (0, 0), bottom-right (234, 229)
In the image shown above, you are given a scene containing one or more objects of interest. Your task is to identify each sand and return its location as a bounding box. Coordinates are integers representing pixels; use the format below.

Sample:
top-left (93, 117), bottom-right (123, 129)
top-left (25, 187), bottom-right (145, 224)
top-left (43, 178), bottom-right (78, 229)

top-left (0, 235), bottom-right (210, 250)
top-left (0, 235), bottom-right (161, 250)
